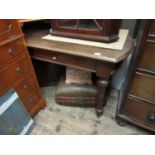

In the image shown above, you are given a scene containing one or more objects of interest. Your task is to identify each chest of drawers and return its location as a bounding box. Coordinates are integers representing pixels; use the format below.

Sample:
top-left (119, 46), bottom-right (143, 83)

top-left (0, 19), bottom-right (46, 116)
top-left (117, 20), bottom-right (155, 132)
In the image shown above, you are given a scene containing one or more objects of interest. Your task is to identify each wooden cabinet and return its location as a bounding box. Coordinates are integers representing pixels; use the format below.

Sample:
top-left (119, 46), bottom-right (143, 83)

top-left (0, 19), bottom-right (46, 116)
top-left (50, 19), bottom-right (121, 42)
top-left (117, 20), bottom-right (155, 132)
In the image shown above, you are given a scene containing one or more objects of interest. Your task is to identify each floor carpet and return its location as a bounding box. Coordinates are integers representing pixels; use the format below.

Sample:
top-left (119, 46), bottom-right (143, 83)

top-left (30, 86), bottom-right (150, 135)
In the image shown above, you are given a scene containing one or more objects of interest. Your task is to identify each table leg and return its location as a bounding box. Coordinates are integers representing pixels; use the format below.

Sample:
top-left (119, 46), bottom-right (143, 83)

top-left (96, 78), bottom-right (109, 117)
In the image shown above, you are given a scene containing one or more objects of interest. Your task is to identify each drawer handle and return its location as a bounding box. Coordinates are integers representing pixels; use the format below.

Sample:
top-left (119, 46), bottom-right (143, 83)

top-left (147, 114), bottom-right (155, 122)
top-left (0, 24), bottom-right (13, 35)
top-left (8, 24), bottom-right (13, 30)
top-left (8, 48), bottom-right (14, 55)
top-left (52, 56), bottom-right (56, 60)
top-left (23, 84), bottom-right (28, 89)
top-left (29, 99), bottom-right (33, 103)
top-left (16, 67), bottom-right (22, 73)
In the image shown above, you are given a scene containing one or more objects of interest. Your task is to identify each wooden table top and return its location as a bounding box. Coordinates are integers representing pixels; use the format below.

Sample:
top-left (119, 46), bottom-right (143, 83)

top-left (24, 29), bottom-right (134, 63)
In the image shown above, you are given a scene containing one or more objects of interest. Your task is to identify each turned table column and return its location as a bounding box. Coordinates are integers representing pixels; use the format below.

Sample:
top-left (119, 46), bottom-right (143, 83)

top-left (96, 78), bottom-right (109, 117)
top-left (95, 61), bottom-right (117, 117)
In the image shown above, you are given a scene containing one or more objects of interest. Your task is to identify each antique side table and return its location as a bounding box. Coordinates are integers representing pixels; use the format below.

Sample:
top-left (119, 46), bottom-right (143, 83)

top-left (24, 28), bottom-right (134, 117)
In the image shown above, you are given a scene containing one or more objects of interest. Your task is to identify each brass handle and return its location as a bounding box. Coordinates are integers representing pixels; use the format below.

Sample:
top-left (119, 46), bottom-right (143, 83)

top-left (147, 114), bottom-right (155, 122)
top-left (16, 67), bottom-right (22, 73)
top-left (8, 48), bottom-right (14, 55)
top-left (23, 84), bottom-right (28, 89)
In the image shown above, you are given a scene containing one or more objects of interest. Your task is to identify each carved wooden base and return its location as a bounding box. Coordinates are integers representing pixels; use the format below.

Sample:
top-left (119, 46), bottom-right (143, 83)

top-left (96, 78), bottom-right (109, 117)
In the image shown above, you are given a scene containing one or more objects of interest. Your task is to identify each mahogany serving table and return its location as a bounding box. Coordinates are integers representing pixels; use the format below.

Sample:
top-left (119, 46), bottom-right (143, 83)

top-left (24, 29), bottom-right (134, 117)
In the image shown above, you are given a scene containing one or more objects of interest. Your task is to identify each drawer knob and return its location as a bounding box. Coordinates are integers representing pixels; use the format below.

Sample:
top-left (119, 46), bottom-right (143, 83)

top-left (23, 84), bottom-right (28, 89)
top-left (29, 99), bottom-right (33, 103)
top-left (16, 67), bottom-right (22, 73)
top-left (8, 24), bottom-right (13, 30)
top-left (147, 114), bottom-right (155, 122)
top-left (8, 48), bottom-right (14, 55)
top-left (52, 56), bottom-right (56, 60)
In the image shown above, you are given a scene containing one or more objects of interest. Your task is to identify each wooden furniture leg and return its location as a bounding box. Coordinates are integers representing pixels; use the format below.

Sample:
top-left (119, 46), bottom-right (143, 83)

top-left (96, 78), bottom-right (109, 117)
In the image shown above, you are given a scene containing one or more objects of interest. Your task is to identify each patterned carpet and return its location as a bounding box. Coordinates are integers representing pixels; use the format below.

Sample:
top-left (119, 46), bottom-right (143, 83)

top-left (30, 86), bottom-right (150, 135)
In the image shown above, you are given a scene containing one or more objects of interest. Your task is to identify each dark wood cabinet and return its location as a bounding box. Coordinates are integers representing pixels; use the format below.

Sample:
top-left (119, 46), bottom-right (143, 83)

top-left (117, 20), bottom-right (155, 132)
top-left (50, 19), bottom-right (121, 42)
top-left (0, 19), bottom-right (46, 116)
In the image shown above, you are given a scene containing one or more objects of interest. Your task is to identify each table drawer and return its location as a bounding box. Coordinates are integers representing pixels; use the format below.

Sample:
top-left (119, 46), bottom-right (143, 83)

top-left (0, 56), bottom-right (31, 94)
top-left (129, 72), bottom-right (155, 103)
top-left (0, 38), bottom-right (26, 69)
top-left (123, 96), bottom-right (155, 129)
top-left (21, 89), bottom-right (41, 111)
top-left (30, 49), bottom-right (96, 72)
top-left (137, 42), bottom-right (155, 73)
top-left (15, 74), bottom-right (37, 99)
top-left (0, 20), bottom-right (21, 41)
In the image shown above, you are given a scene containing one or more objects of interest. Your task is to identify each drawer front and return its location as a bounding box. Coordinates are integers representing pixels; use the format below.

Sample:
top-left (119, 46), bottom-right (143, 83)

top-left (0, 56), bottom-right (31, 94)
top-left (0, 20), bottom-right (21, 41)
top-left (148, 21), bottom-right (155, 37)
top-left (30, 49), bottom-right (96, 72)
top-left (137, 42), bottom-right (155, 73)
top-left (122, 96), bottom-right (155, 129)
top-left (0, 38), bottom-right (26, 69)
top-left (21, 89), bottom-right (41, 111)
top-left (129, 72), bottom-right (155, 103)
top-left (15, 74), bottom-right (37, 99)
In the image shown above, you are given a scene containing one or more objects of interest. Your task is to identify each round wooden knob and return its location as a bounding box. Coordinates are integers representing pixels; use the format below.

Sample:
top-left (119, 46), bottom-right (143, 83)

top-left (8, 24), bottom-right (13, 30)
top-left (29, 99), bottom-right (33, 103)
top-left (16, 67), bottom-right (22, 73)
top-left (23, 84), bottom-right (28, 89)
top-left (8, 48), bottom-right (14, 55)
